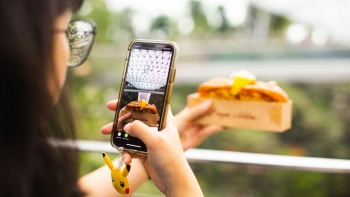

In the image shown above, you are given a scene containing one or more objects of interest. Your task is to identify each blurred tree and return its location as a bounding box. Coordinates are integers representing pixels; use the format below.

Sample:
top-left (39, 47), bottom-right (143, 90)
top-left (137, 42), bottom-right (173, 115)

top-left (189, 0), bottom-right (210, 37)
top-left (150, 15), bottom-right (175, 39)
top-left (270, 14), bottom-right (290, 35)
top-left (77, 0), bottom-right (112, 42)
top-left (217, 6), bottom-right (231, 34)
top-left (115, 8), bottom-right (136, 41)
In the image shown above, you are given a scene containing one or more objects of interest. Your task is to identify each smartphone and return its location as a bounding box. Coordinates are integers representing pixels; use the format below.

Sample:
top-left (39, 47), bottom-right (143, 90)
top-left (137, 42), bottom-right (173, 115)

top-left (110, 39), bottom-right (178, 155)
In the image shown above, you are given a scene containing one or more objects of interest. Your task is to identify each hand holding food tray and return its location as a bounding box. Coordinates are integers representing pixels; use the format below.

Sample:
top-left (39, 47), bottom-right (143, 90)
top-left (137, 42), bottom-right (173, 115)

top-left (186, 70), bottom-right (293, 132)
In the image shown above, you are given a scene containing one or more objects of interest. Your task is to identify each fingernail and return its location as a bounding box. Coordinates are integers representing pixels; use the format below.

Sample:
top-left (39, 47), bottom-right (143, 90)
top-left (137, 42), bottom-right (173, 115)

top-left (101, 124), bottom-right (107, 130)
top-left (124, 123), bottom-right (131, 131)
top-left (100, 126), bottom-right (107, 133)
top-left (106, 100), bottom-right (113, 106)
top-left (122, 155), bottom-right (127, 163)
top-left (202, 100), bottom-right (212, 108)
top-left (122, 155), bottom-right (130, 163)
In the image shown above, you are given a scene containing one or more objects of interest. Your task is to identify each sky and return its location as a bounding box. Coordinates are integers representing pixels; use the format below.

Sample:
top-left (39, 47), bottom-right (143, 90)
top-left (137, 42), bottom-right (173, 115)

top-left (250, 0), bottom-right (350, 44)
top-left (104, 0), bottom-right (248, 34)
top-left (89, 0), bottom-right (350, 45)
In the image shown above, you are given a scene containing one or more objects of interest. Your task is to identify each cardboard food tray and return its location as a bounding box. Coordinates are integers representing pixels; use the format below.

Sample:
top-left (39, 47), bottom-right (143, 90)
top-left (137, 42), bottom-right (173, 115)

top-left (187, 93), bottom-right (293, 132)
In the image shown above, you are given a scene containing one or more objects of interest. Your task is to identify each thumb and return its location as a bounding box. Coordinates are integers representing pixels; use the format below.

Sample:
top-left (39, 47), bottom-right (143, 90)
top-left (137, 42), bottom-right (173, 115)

top-left (123, 105), bottom-right (178, 146)
top-left (178, 100), bottom-right (212, 121)
top-left (123, 120), bottom-right (157, 146)
top-left (163, 106), bottom-right (178, 134)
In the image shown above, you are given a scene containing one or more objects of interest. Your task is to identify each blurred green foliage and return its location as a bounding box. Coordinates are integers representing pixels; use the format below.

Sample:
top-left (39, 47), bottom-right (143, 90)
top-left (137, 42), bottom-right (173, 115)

top-left (70, 0), bottom-right (350, 196)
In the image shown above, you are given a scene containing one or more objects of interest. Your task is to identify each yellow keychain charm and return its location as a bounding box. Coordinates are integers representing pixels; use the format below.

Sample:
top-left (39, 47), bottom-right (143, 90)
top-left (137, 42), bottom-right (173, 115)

top-left (102, 152), bottom-right (131, 194)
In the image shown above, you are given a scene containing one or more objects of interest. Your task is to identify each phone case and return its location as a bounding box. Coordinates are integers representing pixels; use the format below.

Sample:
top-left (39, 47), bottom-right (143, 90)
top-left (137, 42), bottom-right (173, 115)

top-left (110, 39), bottom-right (179, 155)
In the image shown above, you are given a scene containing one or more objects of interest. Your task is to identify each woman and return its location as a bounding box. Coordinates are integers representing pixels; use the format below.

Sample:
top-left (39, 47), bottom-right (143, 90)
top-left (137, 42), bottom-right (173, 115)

top-left (0, 0), bottom-right (222, 196)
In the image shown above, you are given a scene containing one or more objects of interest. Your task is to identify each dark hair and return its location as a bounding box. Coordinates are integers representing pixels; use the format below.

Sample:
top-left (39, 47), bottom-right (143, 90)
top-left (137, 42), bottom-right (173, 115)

top-left (0, 0), bottom-right (84, 196)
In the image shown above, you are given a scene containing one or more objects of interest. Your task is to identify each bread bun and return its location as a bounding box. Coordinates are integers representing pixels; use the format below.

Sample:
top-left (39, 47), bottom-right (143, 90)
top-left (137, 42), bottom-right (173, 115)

top-left (239, 81), bottom-right (289, 102)
top-left (197, 72), bottom-right (289, 102)
top-left (198, 77), bottom-right (233, 100)
top-left (124, 100), bottom-right (158, 114)
top-left (119, 100), bottom-right (159, 127)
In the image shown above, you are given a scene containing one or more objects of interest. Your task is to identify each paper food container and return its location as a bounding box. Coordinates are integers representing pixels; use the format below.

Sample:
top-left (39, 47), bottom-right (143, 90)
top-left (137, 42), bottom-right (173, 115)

top-left (187, 93), bottom-right (293, 132)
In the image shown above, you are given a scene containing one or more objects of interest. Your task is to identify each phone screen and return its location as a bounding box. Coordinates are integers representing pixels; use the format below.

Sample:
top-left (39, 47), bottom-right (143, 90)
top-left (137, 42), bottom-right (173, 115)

top-left (112, 41), bottom-right (176, 153)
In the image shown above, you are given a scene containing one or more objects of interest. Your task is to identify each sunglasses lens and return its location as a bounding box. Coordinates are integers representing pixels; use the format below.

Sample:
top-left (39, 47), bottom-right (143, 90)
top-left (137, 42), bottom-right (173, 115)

top-left (67, 21), bottom-right (95, 67)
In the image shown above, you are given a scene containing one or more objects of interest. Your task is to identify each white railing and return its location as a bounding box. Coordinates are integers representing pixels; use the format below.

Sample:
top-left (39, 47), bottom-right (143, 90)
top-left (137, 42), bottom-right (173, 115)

top-left (75, 140), bottom-right (350, 174)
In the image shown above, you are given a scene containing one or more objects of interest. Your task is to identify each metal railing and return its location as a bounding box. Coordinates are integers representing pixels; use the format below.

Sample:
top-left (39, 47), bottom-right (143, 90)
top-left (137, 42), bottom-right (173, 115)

top-left (75, 140), bottom-right (350, 174)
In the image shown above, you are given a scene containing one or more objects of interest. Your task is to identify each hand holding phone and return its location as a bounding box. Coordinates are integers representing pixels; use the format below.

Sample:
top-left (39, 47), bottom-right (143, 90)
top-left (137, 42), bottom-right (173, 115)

top-left (111, 39), bottom-right (178, 155)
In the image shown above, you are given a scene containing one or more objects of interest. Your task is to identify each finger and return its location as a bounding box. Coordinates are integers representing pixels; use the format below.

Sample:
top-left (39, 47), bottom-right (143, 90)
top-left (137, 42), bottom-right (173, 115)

top-left (119, 112), bottom-right (131, 121)
top-left (179, 100), bottom-right (212, 121)
top-left (122, 152), bottom-right (132, 164)
top-left (123, 121), bottom-right (158, 146)
top-left (180, 125), bottom-right (202, 150)
top-left (107, 100), bottom-right (118, 111)
top-left (198, 125), bottom-right (224, 139)
top-left (124, 111), bottom-right (178, 145)
top-left (101, 122), bottom-right (114, 135)
top-left (122, 151), bottom-right (145, 162)
top-left (123, 107), bottom-right (179, 148)
top-left (164, 106), bottom-right (178, 133)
